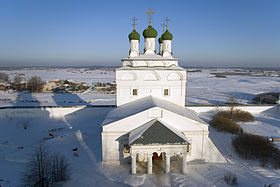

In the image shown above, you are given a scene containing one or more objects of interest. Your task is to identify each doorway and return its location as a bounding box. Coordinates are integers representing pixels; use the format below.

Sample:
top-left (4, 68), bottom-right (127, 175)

top-left (152, 152), bottom-right (162, 160)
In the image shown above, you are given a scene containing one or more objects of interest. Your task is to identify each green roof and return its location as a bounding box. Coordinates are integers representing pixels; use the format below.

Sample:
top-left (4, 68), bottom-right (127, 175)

top-left (143, 25), bottom-right (158, 38)
top-left (130, 120), bottom-right (189, 145)
top-left (162, 30), bottom-right (173, 40)
top-left (128, 29), bottom-right (140, 40)
top-left (158, 36), bottom-right (163, 43)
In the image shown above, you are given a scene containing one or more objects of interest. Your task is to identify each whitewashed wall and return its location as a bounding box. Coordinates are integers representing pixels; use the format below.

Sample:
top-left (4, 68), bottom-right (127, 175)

top-left (102, 106), bottom-right (227, 164)
top-left (116, 69), bottom-right (187, 107)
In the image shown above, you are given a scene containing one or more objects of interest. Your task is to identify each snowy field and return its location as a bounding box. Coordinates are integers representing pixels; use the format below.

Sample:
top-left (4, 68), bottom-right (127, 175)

top-left (0, 67), bottom-right (115, 84)
top-left (0, 106), bottom-right (280, 187)
top-left (0, 67), bottom-right (280, 107)
top-left (1, 67), bottom-right (280, 186)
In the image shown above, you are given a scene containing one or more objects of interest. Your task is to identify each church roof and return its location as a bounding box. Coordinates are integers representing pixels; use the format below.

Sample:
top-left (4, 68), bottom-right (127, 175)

top-left (129, 119), bottom-right (190, 145)
top-left (102, 96), bottom-right (206, 125)
top-left (158, 36), bottom-right (163, 43)
top-left (122, 53), bottom-right (178, 61)
top-left (128, 29), bottom-right (140, 40)
top-left (162, 30), bottom-right (173, 40)
top-left (143, 25), bottom-right (158, 38)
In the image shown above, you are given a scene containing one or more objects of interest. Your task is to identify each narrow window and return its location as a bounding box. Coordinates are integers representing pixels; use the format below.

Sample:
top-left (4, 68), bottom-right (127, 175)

top-left (132, 89), bottom-right (137, 96)
top-left (123, 144), bottom-right (130, 153)
top-left (164, 89), bottom-right (169, 96)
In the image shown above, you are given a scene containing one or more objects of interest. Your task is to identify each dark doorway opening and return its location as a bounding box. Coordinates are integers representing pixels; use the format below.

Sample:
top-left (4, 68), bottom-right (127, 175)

top-left (152, 152), bottom-right (162, 160)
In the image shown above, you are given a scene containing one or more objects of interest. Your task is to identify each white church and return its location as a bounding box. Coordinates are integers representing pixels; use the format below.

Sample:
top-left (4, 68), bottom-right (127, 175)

top-left (102, 9), bottom-right (226, 174)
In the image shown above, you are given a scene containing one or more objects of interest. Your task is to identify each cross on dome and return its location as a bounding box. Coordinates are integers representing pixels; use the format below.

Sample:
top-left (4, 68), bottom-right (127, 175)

top-left (164, 17), bottom-right (170, 30)
top-left (145, 8), bottom-right (154, 26)
top-left (161, 23), bottom-right (166, 32)
top-left (132, 16), bottom-right (137, 30)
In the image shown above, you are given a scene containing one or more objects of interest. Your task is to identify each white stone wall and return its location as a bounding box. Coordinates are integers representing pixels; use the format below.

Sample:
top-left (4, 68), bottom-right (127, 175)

top-left (162, 40), bottom-right (172, 58)
top-left (129, 40), bottom-right (139, 58)
top-left (144, 38), bottom-right (156, 54)
top-left (102, 132), bottom-right (128, 164)
top-left (159, 43), bottom-right (163, 55)
top-left (102, 107), bottom-right (227, 164)
top-left (122, 59), bottom-right (179, 67)
top-left (116, 69), bottom-right (187, 107)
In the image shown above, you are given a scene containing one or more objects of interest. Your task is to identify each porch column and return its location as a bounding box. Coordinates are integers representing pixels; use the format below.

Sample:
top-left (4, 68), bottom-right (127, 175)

top-left (182, 153), bottom-right (187, 174)
top-left (165, 153), bottom-right (170, 173)
top-left (147, 153), bottom-right (153, 174)
top-left (131, 154), bottom-right (136, 174)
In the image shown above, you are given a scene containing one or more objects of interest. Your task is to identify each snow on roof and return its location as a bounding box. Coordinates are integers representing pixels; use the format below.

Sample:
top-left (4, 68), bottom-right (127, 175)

top-left (122, 53), bottom-right (178, 61)
top-left (46, 82), bottom-right (57, 86)
top-left (129, 119), bottom-right (190, 145)
top-left (117, 66), bottom-right (185, 71)
top-left (67, 79), bottom-right (75, 83)
top-left (102, 96), bottom-right (206, 125)
top-left (0, 82), bottom-right (11, 86)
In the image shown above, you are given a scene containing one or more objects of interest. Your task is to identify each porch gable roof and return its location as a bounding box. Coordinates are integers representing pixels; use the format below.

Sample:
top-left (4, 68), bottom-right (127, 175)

top-left (129, 119), bottom-right (190, 146)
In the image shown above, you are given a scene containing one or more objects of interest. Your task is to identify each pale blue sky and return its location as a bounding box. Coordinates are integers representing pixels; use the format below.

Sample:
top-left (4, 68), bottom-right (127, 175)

top-left (0, 0), bottom-right (279, 67)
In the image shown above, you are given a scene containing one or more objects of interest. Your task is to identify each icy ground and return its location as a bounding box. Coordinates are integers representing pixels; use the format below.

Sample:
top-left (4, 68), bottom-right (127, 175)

top-left (0, 68), bottom-right (280, 107)
top-left (0, 106), bottom-right (280, 187)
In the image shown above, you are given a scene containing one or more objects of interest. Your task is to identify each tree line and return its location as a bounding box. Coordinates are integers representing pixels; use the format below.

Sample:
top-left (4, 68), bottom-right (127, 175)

top-left (0, 72), bottom-right (44, 92)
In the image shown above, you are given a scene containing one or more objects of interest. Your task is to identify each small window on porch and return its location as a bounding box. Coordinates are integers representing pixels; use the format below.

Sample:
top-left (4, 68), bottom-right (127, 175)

top-left (187, 145), bottom-right (190, 153)
top-left (123, 144), bottom-right (130, 153)
top-left (132, 89), bottom-right (137, 96)
top-left (164, 89), bottom-right (169, 96)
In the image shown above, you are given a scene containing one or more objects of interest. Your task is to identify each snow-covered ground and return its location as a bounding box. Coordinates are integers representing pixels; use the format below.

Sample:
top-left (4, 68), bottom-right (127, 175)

top-left (0, 67), bottom-right (280, 107)
top-left (0, 67), bottom-right (115, 84)
top-left (0, 106), bottom-right (280, 187)
top-left (1, 67), bottom-right (280, 187)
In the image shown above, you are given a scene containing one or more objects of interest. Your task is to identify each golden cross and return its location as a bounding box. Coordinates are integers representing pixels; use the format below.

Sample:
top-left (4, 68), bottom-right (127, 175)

top-left (161, 23), bottom-right (166, 32)
top-left (132, 16), bottom-right (137, 30)
top-left (145, 8), bottom-right (154, 26)
top-left (165, 17), bottom-right (170, 30)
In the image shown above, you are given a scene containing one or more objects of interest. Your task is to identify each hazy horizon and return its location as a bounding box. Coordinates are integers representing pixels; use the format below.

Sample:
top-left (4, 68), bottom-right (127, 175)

top-left (0, 63), bottom-right (280, 69)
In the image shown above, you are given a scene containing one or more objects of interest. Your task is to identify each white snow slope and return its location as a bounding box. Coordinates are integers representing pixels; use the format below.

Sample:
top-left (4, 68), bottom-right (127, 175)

top-left (0, 68), bottom-right (280, 187)
top-left (0, 106), bottom-right (280, 187)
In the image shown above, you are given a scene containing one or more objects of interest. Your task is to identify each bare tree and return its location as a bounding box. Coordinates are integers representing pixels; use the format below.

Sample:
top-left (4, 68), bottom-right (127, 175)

top-left (12, 75), bottom-right (24, 91)
top-left (50, 152), bottom-right (71, 184)
top-left (27, 76), bottom-right (44, 92)
top-left (23, 142), bottom-right (51, 187)
top-left (0, 72), bottom-right (9, 82)
top-left (23, 143), bottom-right (71, 187)
top-left (227, 94), bottom-right (238, 119)
top-left (14, 75), bottom-right (23, 84)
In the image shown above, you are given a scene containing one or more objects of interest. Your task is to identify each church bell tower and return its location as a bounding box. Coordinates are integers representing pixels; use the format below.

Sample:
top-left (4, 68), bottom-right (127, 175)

top-left (116, 9), bottom-right (187, 107)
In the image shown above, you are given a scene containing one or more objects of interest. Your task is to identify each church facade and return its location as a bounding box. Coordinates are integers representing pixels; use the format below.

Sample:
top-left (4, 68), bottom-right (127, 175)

top-left (102, 10), bottom-right (226, 174)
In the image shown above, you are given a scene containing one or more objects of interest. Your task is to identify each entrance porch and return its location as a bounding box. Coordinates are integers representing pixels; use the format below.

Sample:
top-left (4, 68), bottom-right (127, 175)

top-left (130, 144), bottom-right (190, 174)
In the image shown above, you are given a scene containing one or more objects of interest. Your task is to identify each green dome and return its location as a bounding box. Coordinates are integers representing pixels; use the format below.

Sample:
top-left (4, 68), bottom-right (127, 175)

top-left (128, 29), bottom-right (140, 40)
top-left (158, 36), bottom-right (163, 43)
top-left (143, 25), bottom-right (157, 38)
top-left (162, 30), bottom-right (173, 40)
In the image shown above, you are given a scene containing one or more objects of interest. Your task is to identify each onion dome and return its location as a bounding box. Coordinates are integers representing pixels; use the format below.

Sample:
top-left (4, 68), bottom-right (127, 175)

top-left (143, 25), bottom-right (158, 38)
top-left (162, 30), bottom-right (173, 40)
top-left (128, 29), bottom-right (140, 40)
top-left (158, 36), bottom-right (163, 43)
